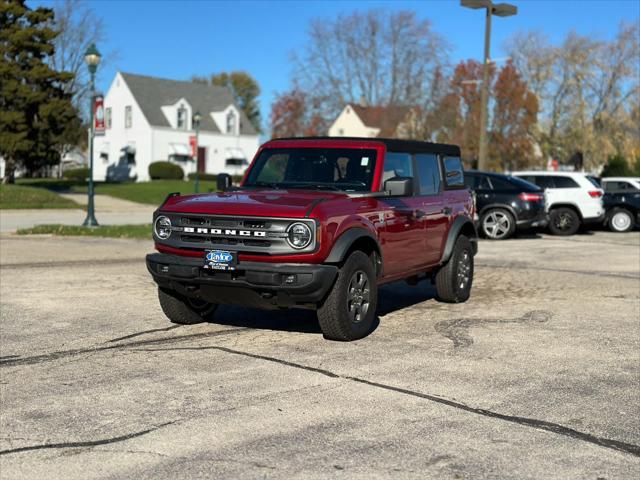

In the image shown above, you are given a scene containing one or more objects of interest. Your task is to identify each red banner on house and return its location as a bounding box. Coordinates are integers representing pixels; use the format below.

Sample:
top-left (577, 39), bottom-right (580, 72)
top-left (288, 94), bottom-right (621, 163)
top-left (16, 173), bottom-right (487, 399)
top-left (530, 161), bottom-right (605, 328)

top-left (189, 135), bottom-right (197, 158)
top-left (94, 95), bottom-right (105, 135)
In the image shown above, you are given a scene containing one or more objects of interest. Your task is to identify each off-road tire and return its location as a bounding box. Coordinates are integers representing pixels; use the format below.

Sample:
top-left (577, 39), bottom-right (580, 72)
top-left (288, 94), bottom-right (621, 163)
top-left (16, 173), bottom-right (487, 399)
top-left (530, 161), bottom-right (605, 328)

top-left (548, 207), bottom-right (580, 236)
top-left (435, 235), bottom-right (474, 303)
top-left (480, 208), bottom-right (516, 240)
top-left (158, 288), bottom-right (218, 325)
top-left (317, 251), bottom-right (377, 341)
top-left (608, 207), bottom-right (634, 233)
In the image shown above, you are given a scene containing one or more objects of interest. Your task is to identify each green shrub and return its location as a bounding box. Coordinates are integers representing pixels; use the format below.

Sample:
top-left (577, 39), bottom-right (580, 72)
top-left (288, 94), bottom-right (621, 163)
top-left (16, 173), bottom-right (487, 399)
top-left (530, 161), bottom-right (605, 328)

top-left (601, 154), bottom-right (632, 177)
top-left (187, 172), bottom-right (218, 181)
top-left (149, 161), bottom-right (184, 180)
top-left (187, 172), bottom-right (245, 183)
top-left (63, 167), bottom-right (89, 181)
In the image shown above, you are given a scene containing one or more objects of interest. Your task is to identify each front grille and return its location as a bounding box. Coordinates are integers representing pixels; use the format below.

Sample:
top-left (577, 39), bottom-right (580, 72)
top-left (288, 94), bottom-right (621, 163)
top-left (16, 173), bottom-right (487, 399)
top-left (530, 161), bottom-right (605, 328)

top-left (157, 213), bottom-right (316, 255)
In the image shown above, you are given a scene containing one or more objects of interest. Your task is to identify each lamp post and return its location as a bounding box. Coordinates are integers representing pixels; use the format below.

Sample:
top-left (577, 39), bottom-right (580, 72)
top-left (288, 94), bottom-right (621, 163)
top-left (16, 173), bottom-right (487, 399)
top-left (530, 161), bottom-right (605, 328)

top-left (193, 110), bottom-right (202, 193)
top-left (461, 0), bottom-right (517, 171)
top-left (82, 43), bottom-right (101, 227)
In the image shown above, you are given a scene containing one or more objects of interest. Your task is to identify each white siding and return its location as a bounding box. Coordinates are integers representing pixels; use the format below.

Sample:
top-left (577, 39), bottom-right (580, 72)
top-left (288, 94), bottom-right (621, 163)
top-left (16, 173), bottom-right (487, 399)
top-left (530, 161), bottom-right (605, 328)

top-left (328, 105), bottom-right (380, 138)
top-left (91, 72), bottom-right (260, 182)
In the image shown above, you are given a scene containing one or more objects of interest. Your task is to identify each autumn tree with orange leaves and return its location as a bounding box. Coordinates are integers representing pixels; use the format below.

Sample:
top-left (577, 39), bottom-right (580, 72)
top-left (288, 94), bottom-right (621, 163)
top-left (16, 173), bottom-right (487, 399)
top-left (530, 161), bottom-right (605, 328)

top-left (270, 89), bottom-right (325, 139)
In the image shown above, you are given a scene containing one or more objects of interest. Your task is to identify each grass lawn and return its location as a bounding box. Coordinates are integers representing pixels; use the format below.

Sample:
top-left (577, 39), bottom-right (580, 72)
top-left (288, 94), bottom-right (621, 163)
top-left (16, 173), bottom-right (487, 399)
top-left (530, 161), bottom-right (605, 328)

top-left (17, 179), bottom-right (217, 205)
top-left (71, 180), bottom-right (218, 205)
top-left (17, 224), bottom-right (152, 239)
top-left (0, 184), bottom-right (79, 209)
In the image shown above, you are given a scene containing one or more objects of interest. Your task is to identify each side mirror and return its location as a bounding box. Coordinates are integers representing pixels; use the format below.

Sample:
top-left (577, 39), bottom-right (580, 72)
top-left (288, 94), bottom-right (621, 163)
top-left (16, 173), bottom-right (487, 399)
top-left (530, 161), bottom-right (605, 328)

top-left (384, 177), bottom-right (413, 196)
top-left (216, 173), bottom-right (232, 192)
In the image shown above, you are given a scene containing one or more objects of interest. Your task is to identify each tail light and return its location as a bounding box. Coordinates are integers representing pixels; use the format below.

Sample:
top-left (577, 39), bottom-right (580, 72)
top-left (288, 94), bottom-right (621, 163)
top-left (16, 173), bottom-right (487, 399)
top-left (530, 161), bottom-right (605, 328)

top-left (588, 190), bottom-right (603, 198)
top-left (518, 192), bottom-right (543, 202)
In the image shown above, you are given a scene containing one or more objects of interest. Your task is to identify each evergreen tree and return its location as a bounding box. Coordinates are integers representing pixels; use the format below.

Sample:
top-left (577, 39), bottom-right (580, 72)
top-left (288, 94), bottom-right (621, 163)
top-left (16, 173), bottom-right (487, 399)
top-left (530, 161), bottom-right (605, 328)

top-left (0, 0), bottom-right (81, 182)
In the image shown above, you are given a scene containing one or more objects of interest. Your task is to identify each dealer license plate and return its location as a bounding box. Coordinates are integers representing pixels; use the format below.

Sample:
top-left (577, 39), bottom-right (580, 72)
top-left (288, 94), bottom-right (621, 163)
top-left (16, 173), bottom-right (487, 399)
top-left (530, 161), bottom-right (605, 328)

top-left (204, 250), bottom-right (237, 271)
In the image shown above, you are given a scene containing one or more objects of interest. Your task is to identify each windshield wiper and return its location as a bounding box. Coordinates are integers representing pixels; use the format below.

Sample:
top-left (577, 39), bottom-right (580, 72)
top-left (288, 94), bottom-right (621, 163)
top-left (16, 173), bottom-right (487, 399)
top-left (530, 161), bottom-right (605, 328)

top-left (246, 181), bottom-right (282, 189)
top-left (283, 183), bottom-right (342, 191)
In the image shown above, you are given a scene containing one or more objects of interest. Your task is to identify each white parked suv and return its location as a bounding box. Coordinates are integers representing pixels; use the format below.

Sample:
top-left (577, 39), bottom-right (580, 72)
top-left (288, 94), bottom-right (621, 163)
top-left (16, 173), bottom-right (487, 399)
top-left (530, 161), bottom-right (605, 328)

top-left (512, 171), bottom-right (605, 235)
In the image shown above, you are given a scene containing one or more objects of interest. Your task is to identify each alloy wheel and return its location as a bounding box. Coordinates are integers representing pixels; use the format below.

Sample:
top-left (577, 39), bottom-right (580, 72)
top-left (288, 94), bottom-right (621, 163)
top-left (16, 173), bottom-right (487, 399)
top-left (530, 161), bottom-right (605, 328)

top-left (456, 250), bottom-right (472, 292)
top-left (483, 211), bottom-right (511, 239)
top-left (611, 211), bottom-right (632, 232)
top-left (347, 270), bottom-right (370, 323)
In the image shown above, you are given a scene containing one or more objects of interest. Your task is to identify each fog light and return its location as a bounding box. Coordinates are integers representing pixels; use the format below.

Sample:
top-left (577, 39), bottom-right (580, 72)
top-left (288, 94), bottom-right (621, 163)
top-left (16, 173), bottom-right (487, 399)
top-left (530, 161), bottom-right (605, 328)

top-left (283, 274), bottom-right (297, 285)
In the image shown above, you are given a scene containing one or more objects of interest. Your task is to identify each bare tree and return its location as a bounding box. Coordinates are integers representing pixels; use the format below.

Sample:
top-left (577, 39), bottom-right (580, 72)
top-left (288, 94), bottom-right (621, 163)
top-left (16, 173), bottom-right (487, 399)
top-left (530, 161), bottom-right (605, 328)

top-left (505, 22), bottom-right (640, 169)
top-left (292, 9), bottom-right (449, 123)
top-left (49, 0), bottom-right (109, 113)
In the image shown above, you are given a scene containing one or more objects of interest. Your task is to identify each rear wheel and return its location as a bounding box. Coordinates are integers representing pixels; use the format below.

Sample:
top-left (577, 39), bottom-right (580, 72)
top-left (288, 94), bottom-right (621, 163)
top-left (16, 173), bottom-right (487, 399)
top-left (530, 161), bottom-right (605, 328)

top-left (480, 208), bottom-right (515, 240)
top-left (435, 235), bottom-right (474, 303)
top-left (158, 288), bottom-right (217, 325)
top-left (548, 207), bottom-right (580, 236)
top-left (317, 251), bottom-right (377, 341)
top-left (608, 208), bottom-right (634, 233)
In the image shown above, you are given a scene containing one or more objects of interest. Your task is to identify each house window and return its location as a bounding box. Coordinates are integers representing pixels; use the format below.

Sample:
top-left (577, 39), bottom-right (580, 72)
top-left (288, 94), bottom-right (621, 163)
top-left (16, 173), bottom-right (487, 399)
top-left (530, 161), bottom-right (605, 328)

top-left (105, 107), bottom-right (112, 129)
top-left (177, 105), bottom-right (187, 130)
top-left (226, 110), bottom-right (236, 134)
top-left (125, 106), bottom-right (132, 128)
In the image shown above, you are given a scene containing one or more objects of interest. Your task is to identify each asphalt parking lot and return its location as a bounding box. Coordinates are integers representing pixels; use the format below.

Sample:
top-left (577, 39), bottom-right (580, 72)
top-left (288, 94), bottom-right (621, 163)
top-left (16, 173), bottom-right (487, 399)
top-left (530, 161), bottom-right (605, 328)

top-left (1, 231), bottom-right (639, 479)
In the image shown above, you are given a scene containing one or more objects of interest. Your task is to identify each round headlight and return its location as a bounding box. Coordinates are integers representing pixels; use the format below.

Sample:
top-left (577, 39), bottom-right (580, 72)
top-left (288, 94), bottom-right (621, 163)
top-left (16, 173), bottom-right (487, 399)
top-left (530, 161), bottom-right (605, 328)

top-left (286, 222), bottom-right (312, 249)
top-left (154, 216), bottom-right (172, 239)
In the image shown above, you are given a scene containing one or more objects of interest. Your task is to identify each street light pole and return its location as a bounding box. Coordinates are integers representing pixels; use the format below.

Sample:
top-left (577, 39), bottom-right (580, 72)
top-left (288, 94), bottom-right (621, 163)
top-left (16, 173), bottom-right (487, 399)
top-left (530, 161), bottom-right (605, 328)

top-left (193, 111), bottom-right (202, 194)
top-left (478, 5), bottom-right (492, 172)
top-left (82, 43), bottom-right (101, 227)
top-left (461, 1), bottom-right (517, 171)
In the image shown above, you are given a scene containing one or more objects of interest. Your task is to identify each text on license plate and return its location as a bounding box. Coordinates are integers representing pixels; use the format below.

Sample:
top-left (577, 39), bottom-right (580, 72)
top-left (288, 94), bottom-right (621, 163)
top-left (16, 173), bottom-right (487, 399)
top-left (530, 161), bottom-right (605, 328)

top-left (204, 250), bottom-right (236, 270)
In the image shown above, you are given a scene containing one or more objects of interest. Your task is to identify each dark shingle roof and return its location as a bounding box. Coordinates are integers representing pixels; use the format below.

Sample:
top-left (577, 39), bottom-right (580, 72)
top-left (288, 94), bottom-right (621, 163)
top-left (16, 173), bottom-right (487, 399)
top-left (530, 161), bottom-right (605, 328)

top-left (120, 72), bottom-right (256, 135)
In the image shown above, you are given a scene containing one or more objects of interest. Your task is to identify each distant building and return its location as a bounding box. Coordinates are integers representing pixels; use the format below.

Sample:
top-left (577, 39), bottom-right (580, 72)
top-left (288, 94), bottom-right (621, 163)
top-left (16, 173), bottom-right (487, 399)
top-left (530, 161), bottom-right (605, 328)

top-left (92, 72), bottom-right (260, 182)
top-left (328, 104), bottom-right (419, 139)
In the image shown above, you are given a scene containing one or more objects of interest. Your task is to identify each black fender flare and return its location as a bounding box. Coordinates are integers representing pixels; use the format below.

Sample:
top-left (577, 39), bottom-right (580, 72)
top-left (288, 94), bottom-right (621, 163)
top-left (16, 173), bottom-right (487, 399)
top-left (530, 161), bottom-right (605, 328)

top-left (440, 216), bottom-right (478, 264)
top-left (325, 228), bottom-right (382, 265)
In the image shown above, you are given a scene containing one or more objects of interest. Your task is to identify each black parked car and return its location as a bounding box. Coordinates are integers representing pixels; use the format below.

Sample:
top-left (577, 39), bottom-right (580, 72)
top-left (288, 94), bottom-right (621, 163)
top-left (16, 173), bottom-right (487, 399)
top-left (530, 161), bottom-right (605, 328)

top-left (464, 171), bottom-right (547, 240)
top-left (599, 177), bottom-right (640, 232)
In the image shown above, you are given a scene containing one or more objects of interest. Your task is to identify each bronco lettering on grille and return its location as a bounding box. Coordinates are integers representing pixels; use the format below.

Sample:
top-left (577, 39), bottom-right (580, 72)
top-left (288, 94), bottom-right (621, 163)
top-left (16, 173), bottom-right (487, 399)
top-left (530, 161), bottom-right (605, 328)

top-left (182, 227), bottom-right (267, 237)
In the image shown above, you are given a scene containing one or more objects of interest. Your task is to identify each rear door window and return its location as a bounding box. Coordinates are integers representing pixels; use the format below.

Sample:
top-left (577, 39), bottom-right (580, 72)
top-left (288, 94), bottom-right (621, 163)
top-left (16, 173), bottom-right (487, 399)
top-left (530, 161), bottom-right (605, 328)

top-left (443, 156), bottom-right (464, 188)
top-left (415, 154), bottom-right (441, 195)
top-left (554, 176), bottom-right (580, 188)
top-left (489, 176), bottom-right (519, 191)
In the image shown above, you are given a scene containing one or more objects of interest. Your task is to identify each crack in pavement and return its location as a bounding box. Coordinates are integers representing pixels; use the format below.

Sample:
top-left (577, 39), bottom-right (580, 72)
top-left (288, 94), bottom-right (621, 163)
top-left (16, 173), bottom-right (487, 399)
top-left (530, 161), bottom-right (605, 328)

top-left (0, 327), bottom-right (251, 367)
top-left (106, 325), bottom-right (182, 343)
top-left (434, 310), bottom-right (552, 349)
top-left (140, 344), bottom-right (640, 458)
top-left (0, 421), bottom-right (175, 456)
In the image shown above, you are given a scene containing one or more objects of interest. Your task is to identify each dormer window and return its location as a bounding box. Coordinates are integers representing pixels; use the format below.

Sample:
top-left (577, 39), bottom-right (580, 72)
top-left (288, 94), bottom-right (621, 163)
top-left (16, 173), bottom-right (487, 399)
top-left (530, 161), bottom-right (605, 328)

top-left (177, 105), bottom-right (187, 130)
top-left (226, 110), bottom-right (236, 135)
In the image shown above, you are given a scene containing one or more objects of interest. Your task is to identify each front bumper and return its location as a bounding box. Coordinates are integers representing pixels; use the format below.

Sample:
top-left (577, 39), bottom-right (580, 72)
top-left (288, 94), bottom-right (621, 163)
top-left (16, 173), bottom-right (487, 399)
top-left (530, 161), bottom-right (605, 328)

top-left (583, 211), bottom-right (606, 225)
top-left (146, 253), bottom-right (338, 310)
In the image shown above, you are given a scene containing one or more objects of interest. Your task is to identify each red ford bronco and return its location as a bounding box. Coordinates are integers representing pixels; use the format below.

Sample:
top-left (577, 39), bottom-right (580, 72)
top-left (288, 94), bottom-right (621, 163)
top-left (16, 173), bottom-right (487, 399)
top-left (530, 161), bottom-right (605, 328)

top-left (147, 138), bottom-right (477, 341)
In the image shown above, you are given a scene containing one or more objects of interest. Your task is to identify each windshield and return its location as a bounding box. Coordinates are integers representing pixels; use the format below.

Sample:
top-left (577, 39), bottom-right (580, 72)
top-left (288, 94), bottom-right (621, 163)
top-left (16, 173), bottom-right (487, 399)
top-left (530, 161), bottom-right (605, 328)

top-left (244, 148), bottom-right (378, 192)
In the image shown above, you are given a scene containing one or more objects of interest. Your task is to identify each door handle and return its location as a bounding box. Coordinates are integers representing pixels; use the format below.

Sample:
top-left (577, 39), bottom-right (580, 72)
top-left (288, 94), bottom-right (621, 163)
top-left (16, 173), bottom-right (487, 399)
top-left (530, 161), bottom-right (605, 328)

top-left (442, 207), bottom-right (452, 216)
top-left (414, 209), bottom-right (426, 220)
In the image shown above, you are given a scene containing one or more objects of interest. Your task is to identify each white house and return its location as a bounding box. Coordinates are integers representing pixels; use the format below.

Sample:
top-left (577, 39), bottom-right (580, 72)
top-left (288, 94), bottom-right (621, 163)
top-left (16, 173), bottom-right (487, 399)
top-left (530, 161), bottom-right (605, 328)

top-left (328, 104), bottom-right (416, 139)
top-left (92, 72), bottom-right (260, 182)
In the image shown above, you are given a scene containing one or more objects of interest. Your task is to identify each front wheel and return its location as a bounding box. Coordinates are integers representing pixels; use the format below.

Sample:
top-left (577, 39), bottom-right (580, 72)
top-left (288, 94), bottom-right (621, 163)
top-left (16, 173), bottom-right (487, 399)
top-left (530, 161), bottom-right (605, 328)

top-left (548, 207), bottom-right (580, 236)
top-left (158, 288), bottom-right (218, 325)
top-left (435, 235), bottom-right (474, 303)
top-left (317, 251), bottom-right (377, 341)
top-left (608, 208), bottom-right (634, 233)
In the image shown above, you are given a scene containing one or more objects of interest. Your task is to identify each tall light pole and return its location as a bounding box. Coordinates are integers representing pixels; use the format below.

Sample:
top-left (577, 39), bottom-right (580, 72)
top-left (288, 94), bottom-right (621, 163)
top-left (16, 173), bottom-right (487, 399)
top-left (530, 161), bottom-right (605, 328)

top-left (82, 43), bottom-right (101, 227)
top-left (461, 0), bottom-right (517, 171)
top-left (193, 110), bottom-right (202, 193)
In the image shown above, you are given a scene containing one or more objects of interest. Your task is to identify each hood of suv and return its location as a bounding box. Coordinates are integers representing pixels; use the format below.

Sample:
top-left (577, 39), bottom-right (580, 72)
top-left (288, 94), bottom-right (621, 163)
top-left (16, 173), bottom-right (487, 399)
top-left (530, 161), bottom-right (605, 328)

top-left (160, 188), bottom-right (348, 218)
